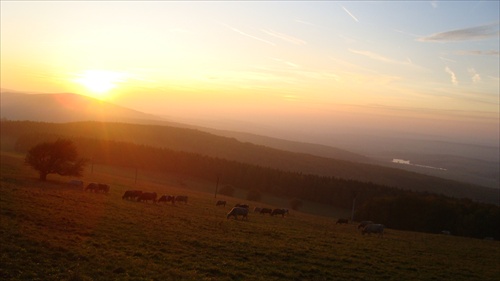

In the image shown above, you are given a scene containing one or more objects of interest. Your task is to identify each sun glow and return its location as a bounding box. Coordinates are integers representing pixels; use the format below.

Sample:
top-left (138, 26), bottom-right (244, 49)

top-left (74, 70), bottom-right (123, 98)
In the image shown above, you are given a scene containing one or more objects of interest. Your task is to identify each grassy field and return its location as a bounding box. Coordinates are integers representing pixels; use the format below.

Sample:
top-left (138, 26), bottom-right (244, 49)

top-left (1, 152), bottom-right (499, 281)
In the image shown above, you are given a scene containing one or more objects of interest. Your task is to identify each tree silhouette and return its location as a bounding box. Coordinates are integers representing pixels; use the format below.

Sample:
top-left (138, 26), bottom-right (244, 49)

top-left (25, 139), bottom-right (87, 181)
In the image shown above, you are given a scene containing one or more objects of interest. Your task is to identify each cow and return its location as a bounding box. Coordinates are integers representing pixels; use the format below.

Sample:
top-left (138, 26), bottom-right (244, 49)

top-left (235, 204), bottom-right (249, 209)
top-left (122, 190), bottom-right (142, 200)
top-left (362, 224), bottom-right (385, 236)
top-left (216, 200), bottom-right (226, 207)
top-left (68, 180), bottom-right (83, 188)
top-left (175, 195), bottom-right (188, 204)
top-left (253, 207), bottom-right (262, 213)
top-left (336, 218), bottom-right (349, 225)
top-left (358, 221), bottom-right (374, 229)
top-left (260, 208), bottom-right (272, 215)
top-left (227, 207), bottom-right (249, 220)
top-left (158, 195), bottom-right (175, 204)
top-left (271, 208), bottom-right (289, 217)
top-left (137, 192), bottom-right (157, 203)
top-left (85, 183), bottom-right (99, 192)
top-left (96, 183), bottom-right (109, 193)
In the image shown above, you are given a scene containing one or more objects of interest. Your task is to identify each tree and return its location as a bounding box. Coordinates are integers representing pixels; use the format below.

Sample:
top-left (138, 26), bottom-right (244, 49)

top-left (25, 139), bottom-right (88, 181)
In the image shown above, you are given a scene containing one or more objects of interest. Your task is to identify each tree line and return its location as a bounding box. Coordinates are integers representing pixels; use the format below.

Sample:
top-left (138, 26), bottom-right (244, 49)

top-left (13, 133), bottom-right (500, 240)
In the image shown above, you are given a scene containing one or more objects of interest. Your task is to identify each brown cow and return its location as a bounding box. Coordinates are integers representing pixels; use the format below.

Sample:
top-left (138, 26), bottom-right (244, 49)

top-left (122, 190), bottom-right (142, 200)
top-left (137, 192), bottom-right (157, 203)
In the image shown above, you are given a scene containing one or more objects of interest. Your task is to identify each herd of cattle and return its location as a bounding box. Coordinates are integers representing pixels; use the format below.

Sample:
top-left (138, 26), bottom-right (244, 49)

top-left (70, 180), bottom-right (384, 235)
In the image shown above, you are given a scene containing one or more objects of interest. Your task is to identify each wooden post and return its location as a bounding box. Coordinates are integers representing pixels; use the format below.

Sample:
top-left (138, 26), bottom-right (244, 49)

top-left (351, 196), bottom-right (356, 222)
top-left (214, 174), bottom-right (220, 198)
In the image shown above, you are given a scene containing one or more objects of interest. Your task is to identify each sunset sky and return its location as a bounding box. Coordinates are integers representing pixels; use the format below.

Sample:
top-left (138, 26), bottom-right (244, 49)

top-left (1, 1), bottom-right (499, 146)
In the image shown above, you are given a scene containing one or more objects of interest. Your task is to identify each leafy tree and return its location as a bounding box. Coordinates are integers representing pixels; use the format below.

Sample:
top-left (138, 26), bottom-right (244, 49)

top-left (25, 138), bottom-right (87, 181)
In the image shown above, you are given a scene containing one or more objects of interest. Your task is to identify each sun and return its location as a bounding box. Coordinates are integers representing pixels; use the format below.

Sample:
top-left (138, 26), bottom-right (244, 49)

top-left (74, 70), bottom-right (123, 98)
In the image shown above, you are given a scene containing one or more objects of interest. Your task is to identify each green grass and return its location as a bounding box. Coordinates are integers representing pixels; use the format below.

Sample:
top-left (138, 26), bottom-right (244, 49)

top-left (1, 153), bottom-right (499, 280)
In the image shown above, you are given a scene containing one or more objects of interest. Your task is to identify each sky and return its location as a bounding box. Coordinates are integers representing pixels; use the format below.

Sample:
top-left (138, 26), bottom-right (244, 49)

top-left (1, 1), bottom-right (499, 147)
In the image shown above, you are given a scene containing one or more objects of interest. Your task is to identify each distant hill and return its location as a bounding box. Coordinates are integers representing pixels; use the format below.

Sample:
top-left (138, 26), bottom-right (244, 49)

top-left (0, 91), bottom-right (369, 163)
top-left (2, 120), bottom-right (498, 204)
top-left (1, 91), bottom-right (497, 189)
top-left (0, 91), bottom-right (167, 124)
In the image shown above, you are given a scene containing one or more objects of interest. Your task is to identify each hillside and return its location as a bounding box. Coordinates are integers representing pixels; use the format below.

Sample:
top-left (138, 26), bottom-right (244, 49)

top-left (1, 153), bottom-right (499, 280)
top-left (1, 120), bottom-right (498, 205)
top-left (2, 91), bottom-right (498, 188)
top-left (0, 91), bottom-right (166, 124)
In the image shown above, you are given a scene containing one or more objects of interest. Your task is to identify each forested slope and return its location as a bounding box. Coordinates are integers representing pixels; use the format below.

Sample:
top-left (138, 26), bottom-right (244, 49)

top-left (1, 120), bottom-right (497, 204)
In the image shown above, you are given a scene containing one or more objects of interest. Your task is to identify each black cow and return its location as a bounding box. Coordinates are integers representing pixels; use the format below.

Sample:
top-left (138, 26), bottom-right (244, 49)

top-left (271, 208), bottom-right (289, 217)
top-left (96, 183), bottom-right (109, 193)
top-left (158, 195), bottom-right (175, 204)
top-left (175, 195), bottom-right (188, 204)
top-left (260, 208), bottom-right (272, 215)
top-left (235, 203), bottom-right (249, 209)
top-left (137, 192), bottom-right (157, 203)
top-left (216, 200), bottom-right (226, 207)
top-left (227, 207), bottom-right (249, 220)
top-left (85, 183), bottom-right (99, 192)
top-left (122, 190), bottom-right (143, 200)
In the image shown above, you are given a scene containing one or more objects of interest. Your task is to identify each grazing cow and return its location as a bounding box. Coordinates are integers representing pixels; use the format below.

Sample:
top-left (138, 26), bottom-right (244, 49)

top-left (85, 183), bottom-right (99, 192)
top-left (336, 218), bottom-right (349, 225)
top-left (158, 195), bottom-right (175, 204)
top-left (216, 200), bottom-right (226, 207)
top-left (271, 208), bottom-right (289, 217)
top-left (137, 192), bottom-right (157, 203)
top-left (96, 183), bottom-right (109, 193)
top-left (227, 207), bottom-right (249, 220)
top-left (260, 208), bottom-right (272, 215)
top-left (441, 230), bottom-right (451, 235)
top-left (68, 180), bottom-right (83, 188)
top-left (122, 190), bottom-right (143, 200)
top-left (362, 224), bottom-right (385, 236)
top-left (358, 221), bottom-right (374, 229)
top-left (175, 195), bottom-right (188, 204)
top-left (235, 204), bottom-right (249, 209)
top-left (253, 207), bottom-right (262, 213)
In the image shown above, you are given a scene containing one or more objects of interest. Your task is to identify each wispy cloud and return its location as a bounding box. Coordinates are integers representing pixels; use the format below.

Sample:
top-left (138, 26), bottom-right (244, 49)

top-left (295, 19), bottom-right (319, 27)
top-left (261, 29), bottom-right (307, 45)
top-left (455, 50), bottom-right (500, 56)
top-left (348, 49), bottom-right (414, 66)
top-left (341, 5), bottom-right (359, 22)
top-left (430, 1), bottom-right (438, 9)
top-left (418, 22), bottom-right (499, 42)
top-left (221, 23), bottom-right (275, 46)
top-left (271, 58), bottom-right (300, 69)
top-left (445, 66), bottom-right (458, 85)
top-left (468, 68), bottom-right (481, 83)
top-left (439, 56), bottom-right (457, 63)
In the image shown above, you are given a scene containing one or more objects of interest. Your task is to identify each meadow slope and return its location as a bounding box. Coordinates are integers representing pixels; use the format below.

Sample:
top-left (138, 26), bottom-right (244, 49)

top-left (1, 153), bottom-right (499, 281)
